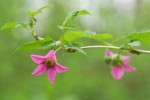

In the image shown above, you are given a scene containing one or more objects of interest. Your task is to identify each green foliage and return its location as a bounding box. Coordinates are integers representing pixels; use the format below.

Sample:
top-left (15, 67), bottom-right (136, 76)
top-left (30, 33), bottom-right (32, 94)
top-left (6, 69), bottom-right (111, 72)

top-left (0, 22), bottom-right (28, 30)
top-left (28, 4), bottom-right (52, 18)
top-left (17, 37), bottom-right (57, 50)
top-left (60, 30), bottom-right (84, 42)
top-left (61, 30), bottom-right (112, 43)
top-left (2, 1), bottom-right (150, 100)
top-left (59, 10), bottom-right (91, 30)
top-left (82, 30), bottom-right (112, 41)
top-left (1, 5), bottom-right (52, 31)
top-left (59, 24), bottom-right (80, 31)
top-left (114, 31), bottom-right (150, 46)
top-left (127, 31), bottom-right (150, 45)
top-left (64, 42), bottom-right (86, 55)
top-left (78, 10), bottom-right (91, 15)
top-left (128, 40), bottom-right (141, 47)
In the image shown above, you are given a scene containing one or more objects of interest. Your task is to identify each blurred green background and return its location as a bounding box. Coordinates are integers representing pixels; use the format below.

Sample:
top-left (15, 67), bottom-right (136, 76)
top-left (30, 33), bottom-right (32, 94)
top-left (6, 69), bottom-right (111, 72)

top-left (1, 0), bottom-right (150, 100)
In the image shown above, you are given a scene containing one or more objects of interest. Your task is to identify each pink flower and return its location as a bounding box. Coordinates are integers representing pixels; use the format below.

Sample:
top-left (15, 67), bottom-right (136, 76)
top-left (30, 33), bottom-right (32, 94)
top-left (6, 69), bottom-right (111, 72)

top-left (31, 50), bottom-right (68, 83)
top-left (105, 49), bottom-right (136, 80)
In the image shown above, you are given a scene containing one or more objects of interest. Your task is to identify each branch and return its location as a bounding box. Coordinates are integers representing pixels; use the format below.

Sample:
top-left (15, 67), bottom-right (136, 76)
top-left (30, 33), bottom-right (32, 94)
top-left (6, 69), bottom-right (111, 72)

top-left (81, 45), bottom-right (150, 55)
top-left (32, 33), bottom-right (43, 40)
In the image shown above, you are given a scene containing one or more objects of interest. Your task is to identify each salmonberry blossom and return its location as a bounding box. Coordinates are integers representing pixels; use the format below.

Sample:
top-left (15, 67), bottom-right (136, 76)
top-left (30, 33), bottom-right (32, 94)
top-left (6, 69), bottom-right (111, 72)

top-left (31, 50), bottom-right (68, 83)
top-left (105, 49), bottom-right (136, 80)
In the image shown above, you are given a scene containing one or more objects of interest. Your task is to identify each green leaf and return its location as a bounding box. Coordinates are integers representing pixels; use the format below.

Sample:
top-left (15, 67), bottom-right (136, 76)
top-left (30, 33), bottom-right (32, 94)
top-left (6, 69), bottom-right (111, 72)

top-left (70, 41), bottom-right (83, 47)
top-left (62, 10), bottom-right (90, 28)
top-left (127, 31), bottom-right (150, 45)
top-left (28, 4), bottom-right (52, 17)
top-left (61, 31), bottom-right (84, 42)
top-left (64, 42), bottom-right (86, 55)
top-left (61, 30), bottom-right (112, 43)
top-left (78, 10), bottom-right (91, 15)
top-left (128, 40), bottom-right (141, 47)
top-left (82, 30), bottom-right (112, 41)
top-left (17, 37), bottom-right (56, 51)
top-left (1, 22), bottom-right (28, 30)
top-left (64, 24), bottom-right (80, 30)
top-left (59, 24), bottom-right (80, 31)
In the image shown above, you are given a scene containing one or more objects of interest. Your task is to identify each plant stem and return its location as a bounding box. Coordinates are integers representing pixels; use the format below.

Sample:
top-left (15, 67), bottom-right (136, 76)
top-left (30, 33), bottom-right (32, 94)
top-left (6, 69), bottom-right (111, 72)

top-left (55, 47), bottom-right (62, 53)
top-left (81, 45), bottom-right (150, 54)
top-left (28, 26), bottom-right (43, 40)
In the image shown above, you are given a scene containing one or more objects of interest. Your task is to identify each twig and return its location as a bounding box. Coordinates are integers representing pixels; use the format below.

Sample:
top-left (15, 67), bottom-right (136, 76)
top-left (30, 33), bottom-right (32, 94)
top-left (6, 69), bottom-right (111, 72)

top-left (81, 45), bottom-right (150, 54)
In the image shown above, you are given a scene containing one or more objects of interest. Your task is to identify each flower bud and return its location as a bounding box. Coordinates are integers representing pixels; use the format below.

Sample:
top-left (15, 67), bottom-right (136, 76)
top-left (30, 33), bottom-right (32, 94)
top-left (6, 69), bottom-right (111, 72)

top-left (105, 57), bottom-right (112, 64)
top-left (112, 56), bottom-right (123, 66)
top-left (67, 48), bottom-right (76, 53)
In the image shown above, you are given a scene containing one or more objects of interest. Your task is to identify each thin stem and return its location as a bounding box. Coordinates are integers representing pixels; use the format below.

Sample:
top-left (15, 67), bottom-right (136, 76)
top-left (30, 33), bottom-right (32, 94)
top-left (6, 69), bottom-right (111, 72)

top-left (28, 26), bottom-right (43, 40)
top-left (28, 17), bottom-right (44, 40)
top-left (55, 47), bottom-right (62, 53)
top-left (81, 45), bottom-right (150, 54)
top-left (112, 35), bottom-right (127, 44)
top-left (81, 45), bottom-right (120, 49)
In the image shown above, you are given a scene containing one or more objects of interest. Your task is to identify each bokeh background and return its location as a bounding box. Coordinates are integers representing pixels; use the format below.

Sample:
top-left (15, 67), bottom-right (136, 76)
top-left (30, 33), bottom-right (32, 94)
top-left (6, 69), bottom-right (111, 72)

top-left (1, 0), bottom-right (150, 100)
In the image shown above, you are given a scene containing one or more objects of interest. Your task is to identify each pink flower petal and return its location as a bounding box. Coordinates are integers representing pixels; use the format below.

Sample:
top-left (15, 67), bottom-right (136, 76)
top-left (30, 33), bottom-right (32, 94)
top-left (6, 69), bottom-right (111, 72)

top-left (32, 64), bottom-right (46, 75)
top-left (111, 65), bottom-right (124, 80)
top-left (105, 49), bottom-right (113, 57)
top-left (45, 50), bottom-right (56, 61)
top-left (31, 55), bottom-right (45, 64)
top-left (123, 64), bottom-right (136, 72)
top-left (55, 63), bottom-right (69, 73)
top-left (46, 67), bottom-right (56, 83)
top-left (122, 56), bottom-right (131, 64)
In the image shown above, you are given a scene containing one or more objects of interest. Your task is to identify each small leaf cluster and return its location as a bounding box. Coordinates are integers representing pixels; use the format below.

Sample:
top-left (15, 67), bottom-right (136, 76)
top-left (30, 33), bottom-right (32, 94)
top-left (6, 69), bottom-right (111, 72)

top-left (114, 31), bottom-right (150, 49)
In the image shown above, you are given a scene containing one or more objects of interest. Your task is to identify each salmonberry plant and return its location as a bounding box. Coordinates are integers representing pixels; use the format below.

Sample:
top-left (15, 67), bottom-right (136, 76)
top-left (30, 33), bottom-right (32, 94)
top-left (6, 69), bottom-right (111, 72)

top-left (1, 5), bottom-right (150, 83)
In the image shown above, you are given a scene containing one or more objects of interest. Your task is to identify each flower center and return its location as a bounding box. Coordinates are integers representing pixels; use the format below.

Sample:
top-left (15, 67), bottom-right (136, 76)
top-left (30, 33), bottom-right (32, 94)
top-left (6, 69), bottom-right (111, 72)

top-left (43, 57), bottom-right (56, 67)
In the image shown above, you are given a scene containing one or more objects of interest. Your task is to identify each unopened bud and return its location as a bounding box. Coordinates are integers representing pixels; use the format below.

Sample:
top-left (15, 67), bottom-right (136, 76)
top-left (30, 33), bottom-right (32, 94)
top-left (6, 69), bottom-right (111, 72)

top-left (105, 57), bottom-right (112, 64)
top-left (67, 48), bottom-right (76, 53)
top-left (112, 56), bottom-right (123, 66)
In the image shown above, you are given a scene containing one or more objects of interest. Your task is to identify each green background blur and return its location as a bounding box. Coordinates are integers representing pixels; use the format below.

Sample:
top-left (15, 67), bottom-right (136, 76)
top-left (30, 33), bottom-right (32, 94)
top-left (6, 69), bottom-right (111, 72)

top-left (1, 0), bottom-right (150, 100)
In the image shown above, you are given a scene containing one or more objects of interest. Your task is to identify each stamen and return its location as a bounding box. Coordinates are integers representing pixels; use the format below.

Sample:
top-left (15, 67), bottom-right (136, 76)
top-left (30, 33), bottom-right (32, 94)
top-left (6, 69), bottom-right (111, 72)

top-left (43, 57), bottom-right (55, 67)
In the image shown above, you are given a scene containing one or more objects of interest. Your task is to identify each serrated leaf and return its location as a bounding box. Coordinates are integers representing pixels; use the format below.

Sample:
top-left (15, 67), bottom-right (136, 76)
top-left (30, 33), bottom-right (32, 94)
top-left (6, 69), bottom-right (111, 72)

top-left (28, 4), bottom-right (52, 17)
top-left (58, 24), bottom-right (80, 31)
top-left (65, 24), bottom-right (80, 30)
top-left (17, 37), bottom-right (56, 51)
top-left (65, 42), bottom-right (86, 55)
top-left (62, 10), bottom-right (90, 28)
top-left (127, 31), bottom-right (150, 45)
top-left (1, 22), bottom-right (28, 30)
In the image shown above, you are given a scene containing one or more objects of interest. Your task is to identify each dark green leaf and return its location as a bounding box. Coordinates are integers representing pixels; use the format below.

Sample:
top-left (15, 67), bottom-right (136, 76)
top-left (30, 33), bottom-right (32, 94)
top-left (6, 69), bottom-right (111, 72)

top-left (17, 37), bottom-right (56, 50)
